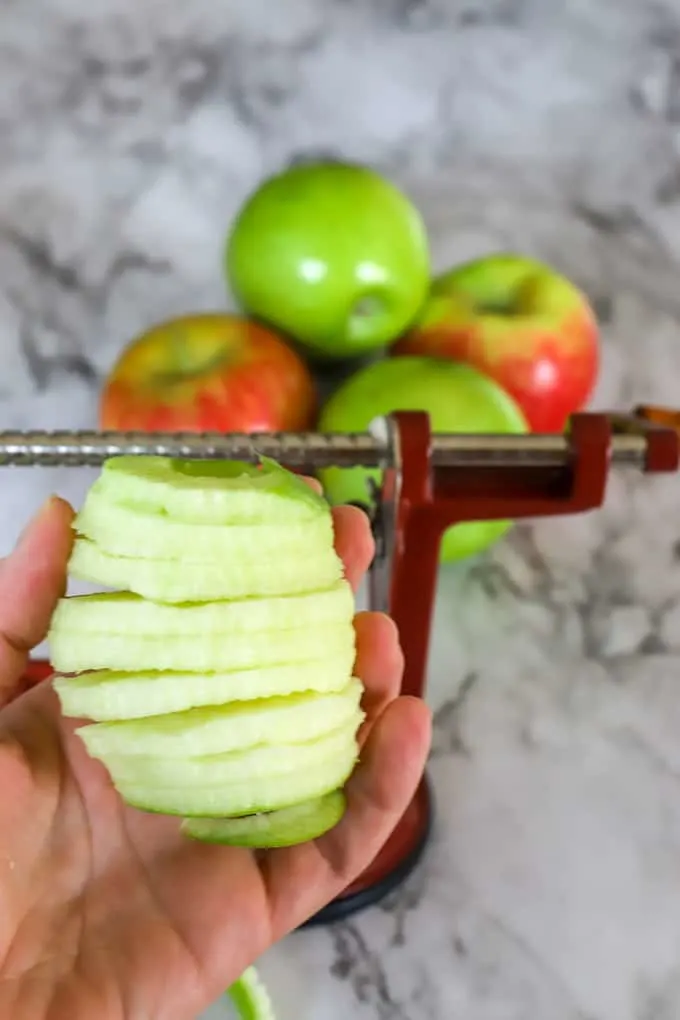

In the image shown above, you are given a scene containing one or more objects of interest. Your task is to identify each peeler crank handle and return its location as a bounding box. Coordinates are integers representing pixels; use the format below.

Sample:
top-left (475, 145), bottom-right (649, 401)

top-left (0, 427), bottom-right (654, 469)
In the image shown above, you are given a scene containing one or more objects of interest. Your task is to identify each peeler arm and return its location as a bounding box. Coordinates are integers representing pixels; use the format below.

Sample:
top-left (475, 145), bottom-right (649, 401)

top-left (365, 408), bottom-right (680, 700)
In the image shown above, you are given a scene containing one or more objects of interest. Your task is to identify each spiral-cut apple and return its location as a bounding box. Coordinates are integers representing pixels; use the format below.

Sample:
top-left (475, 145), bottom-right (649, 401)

top-left (48, 454), bottom-right (363, 850)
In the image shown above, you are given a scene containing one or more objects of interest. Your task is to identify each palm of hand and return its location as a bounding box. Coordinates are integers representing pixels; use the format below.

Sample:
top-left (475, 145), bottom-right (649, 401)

top-left (2, 686), bottom-right (272, 1019)
top-left (0, 497), bottom-right (430, 1020)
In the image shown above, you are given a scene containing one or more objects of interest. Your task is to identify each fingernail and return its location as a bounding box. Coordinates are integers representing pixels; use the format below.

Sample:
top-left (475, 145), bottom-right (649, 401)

top-left (15, 495), bottom-right (59, 552)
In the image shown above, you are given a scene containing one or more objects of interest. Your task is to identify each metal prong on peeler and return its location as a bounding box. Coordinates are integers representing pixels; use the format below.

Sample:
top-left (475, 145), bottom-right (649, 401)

top-left (0, 429), bottom-right (392, 469)
top-left (366, 417), bottom-right (401, 615)
top-left (0, 427), bottom-right (652, 469)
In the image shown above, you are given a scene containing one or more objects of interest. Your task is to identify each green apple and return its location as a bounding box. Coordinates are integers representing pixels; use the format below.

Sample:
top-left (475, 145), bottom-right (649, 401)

top-left (318, 356), bottom-right (528, 562)
top-left (225, 161), bottom-right (430, 359)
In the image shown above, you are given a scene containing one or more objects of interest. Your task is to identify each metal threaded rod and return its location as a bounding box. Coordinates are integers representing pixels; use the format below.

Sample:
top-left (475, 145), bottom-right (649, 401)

top-left (0, 429), bottom-right (650, 469)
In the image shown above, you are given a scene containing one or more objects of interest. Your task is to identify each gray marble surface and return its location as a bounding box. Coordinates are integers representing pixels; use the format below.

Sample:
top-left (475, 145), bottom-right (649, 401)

top-left (4, 2), bottom-right (680, 1017)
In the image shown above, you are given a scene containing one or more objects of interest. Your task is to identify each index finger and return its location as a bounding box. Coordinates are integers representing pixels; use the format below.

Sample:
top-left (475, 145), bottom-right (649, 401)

top-left (0, 496), bottom-right (74, 706)
top-left (299, 475), bottom-right (375, 592)
top-left (331, 504), bottom-right (375, 591)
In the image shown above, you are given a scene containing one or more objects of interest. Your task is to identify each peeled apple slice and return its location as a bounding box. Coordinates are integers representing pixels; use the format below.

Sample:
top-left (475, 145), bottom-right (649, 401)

top-left (68, 536), bottom-right (343, 603)
top-left (51, 582), bottom-right (353, 636)
top-left (183, 791), bottom-right (347, 848)
top-left (49, 582), bottom-right (355, 672)
top-left (93, 455), bottom-right (324, 524)
top-left (77, 681), bottom-right (362, 759)
top-left (53, 659), bottom-right (354, 721)
top-left (99, 721), bottom-right (360, 786)
top-left (50, 620), bottom-right (355, 675)
top-left (113, 743), bottom-right (357, 816)
top-left (75, 488), bottom-right (335, 561)
top-left (50, 453), bottom-right (365, 853)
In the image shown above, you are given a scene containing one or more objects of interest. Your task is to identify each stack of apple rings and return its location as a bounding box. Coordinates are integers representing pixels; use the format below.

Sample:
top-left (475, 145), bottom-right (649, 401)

top-left (49, 455), bottom-right (363, 847)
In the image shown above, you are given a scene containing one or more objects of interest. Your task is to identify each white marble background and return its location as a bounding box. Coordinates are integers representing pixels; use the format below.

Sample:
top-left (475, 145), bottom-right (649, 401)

top-left (4, 2), bottom-right (680, 1018)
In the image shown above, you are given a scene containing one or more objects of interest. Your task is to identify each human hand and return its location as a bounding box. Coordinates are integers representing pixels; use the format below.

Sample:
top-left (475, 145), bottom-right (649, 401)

top-left (0, 495), bottom-right (431, 1020)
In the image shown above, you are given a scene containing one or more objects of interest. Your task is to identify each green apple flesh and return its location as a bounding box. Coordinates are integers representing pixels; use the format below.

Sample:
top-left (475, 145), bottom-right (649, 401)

top-left (318, 357), bottom-right (528, 562)
top-left (49, 455), bottom-right (362, 847)
top-left (225, 162), bottom-right (430, 359)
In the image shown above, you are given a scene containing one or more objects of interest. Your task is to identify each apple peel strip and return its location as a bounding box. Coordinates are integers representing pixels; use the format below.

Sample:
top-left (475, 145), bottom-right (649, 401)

top-left (227, 967), bottom-right (276, 1020)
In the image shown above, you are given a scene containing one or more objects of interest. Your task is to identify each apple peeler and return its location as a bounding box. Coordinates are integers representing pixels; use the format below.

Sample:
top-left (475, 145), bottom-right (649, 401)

top-left (5, 404), bottom-right (680, 925)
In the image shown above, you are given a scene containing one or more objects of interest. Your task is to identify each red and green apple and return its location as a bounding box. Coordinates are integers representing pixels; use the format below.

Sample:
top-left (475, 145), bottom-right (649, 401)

top-left (392, 253), bottom-right (599, 433)
top-left (225, 161), bottom-right (431, 360)
top-left (99, 313), bottom-right (317, 433)
top-left (317, 356), bottom-right (528, 563)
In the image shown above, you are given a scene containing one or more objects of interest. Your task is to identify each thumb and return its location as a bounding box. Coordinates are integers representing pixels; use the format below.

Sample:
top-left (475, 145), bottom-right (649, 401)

top-left (0, 496), bottom-right (74, 708)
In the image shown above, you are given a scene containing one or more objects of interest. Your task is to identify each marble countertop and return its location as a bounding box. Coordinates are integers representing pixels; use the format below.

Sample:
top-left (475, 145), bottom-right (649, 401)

top-left (5, 1), bottom-right (680, 1018)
